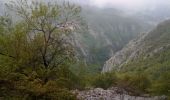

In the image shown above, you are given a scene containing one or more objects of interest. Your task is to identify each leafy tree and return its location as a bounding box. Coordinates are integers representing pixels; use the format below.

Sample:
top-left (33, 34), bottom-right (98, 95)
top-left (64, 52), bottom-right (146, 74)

top-left (0, 0), bottom-right (82, 99)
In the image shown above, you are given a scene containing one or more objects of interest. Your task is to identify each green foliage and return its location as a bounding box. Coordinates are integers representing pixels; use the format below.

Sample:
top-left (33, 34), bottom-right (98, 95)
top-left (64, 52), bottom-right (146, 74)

top-left (92, 72), bottom-right (117, 89)
top-left (83, 71), bottom-right (151, 96)
top-left (0, 72), bottom-right (77, 100)
top-left (150, 72), bottom-right (170, 96)
top-left (116, 73), bottom-right (151, 95)
top-left (0, 63), bottom-right (81, 99)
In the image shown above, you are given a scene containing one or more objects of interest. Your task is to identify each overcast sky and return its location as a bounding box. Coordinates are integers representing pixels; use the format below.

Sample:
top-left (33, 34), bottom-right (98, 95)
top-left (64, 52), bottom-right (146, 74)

top-left (83, 0), bottom-right (170, 11)
top-left (1, 0), bottom-right (170, 11)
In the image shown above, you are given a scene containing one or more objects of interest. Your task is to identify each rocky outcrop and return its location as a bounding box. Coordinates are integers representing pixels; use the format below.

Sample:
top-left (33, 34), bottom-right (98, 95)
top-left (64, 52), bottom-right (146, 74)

top-left (73, 88), bottom-right (167, 100)
top-left (102, 32), bottom-right (149, 72)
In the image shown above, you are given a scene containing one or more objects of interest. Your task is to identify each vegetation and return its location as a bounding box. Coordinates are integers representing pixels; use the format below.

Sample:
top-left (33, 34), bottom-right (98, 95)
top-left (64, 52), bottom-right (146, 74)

top-left (120, 46), bottom-right (170, 96)
top-left (116, 73), bottom-right (151, 95)
top-left (85, 71), bottom-right (169, 97)
top-left (70, 46), bottom-right (170, 97)
top-left (87, 46), bottom-right (170, 97)
top-left (91, 72), bottom-right (117, 89)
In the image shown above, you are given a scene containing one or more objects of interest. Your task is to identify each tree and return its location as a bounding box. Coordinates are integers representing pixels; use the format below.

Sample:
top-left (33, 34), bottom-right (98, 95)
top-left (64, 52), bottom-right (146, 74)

top-left (0, 0), bottom-right (82, 99)
top-left (5, 0), bottom-right (81, 82)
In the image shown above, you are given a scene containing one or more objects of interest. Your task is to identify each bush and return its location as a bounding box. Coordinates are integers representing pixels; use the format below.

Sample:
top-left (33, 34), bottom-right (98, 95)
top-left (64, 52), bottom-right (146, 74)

top-left (0, 74), bottom-right (77, 100)
top-left (92, 72), bottom-right (117, 89)
top-left (149, 72), bottom-right (170, 96)
top-left (117, 73), bottom-right (151, 95)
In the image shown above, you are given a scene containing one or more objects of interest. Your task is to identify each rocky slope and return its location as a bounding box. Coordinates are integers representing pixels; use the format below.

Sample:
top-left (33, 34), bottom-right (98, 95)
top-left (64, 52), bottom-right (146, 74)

top-left (73, 88), bottom-right (167, 100)
top-left (102, 19), bottom-right (170, 72)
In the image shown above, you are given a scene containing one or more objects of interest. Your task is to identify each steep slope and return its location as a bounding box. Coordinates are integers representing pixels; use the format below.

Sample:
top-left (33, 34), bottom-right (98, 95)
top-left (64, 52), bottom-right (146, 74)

top-left (103, 19), bottom-right (170, 73)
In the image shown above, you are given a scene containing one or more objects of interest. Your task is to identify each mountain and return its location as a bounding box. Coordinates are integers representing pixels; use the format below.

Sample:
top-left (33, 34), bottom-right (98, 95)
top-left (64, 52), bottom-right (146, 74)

top-left (72, 3), bottom-right (170, 70)
top-left (75, 6), bottom-right (152, 68)
top-left (71, 5), bottom-right (170, 73)
top-left (102, 19), bottom-right (170, 76)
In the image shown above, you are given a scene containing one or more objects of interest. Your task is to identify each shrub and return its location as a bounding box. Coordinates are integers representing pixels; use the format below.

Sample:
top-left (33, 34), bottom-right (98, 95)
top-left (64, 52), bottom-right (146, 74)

top-left (92, 72), bottom-right (117, 89)
top-left (117, 73), bottom-right (151, 95)
top-left (149, 72), bottom-right (170, 96)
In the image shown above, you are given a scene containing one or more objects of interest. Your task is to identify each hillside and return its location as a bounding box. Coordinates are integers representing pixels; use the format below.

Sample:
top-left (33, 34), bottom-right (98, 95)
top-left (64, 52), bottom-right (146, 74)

top-left (102, 20), bottom-right (170, 95)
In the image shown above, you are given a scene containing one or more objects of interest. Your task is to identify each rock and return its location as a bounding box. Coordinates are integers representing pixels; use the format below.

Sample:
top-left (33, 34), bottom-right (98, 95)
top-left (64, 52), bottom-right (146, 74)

top-left (73, 87), bottom-right (167, 100)
top-left (102, 32), bottom-right (148, 72)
